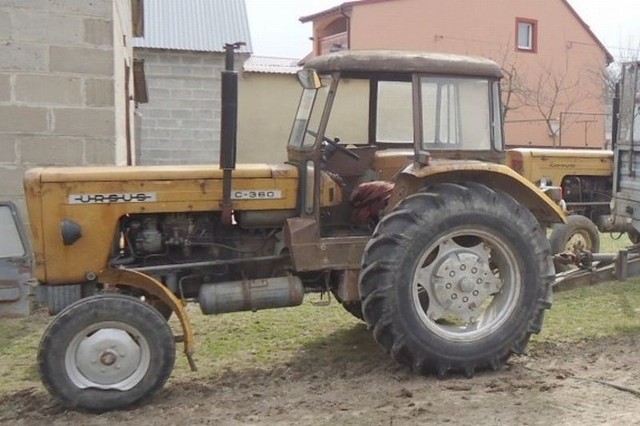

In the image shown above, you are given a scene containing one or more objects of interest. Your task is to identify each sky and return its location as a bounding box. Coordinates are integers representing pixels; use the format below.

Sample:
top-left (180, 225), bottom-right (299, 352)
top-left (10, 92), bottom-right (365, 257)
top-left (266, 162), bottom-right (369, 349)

top-left (244, 0), bottom-right (640, 61)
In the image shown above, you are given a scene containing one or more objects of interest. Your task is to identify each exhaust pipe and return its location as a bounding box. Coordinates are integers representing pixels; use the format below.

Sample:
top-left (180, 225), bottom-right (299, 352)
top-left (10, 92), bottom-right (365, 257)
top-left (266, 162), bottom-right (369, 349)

top-left (220, 42), bottom-right (245, 224)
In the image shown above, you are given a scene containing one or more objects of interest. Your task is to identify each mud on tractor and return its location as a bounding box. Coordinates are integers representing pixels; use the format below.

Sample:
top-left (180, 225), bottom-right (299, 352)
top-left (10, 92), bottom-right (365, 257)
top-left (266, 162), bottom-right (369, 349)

top-left (24, 48), bottom-right (572, 411)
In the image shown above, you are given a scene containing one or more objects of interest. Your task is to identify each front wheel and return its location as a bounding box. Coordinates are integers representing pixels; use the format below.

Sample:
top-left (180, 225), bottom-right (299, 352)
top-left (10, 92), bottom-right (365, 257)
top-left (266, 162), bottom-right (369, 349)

top-left (549, 215), bottom-right (600, 272)
top-left (38, 294), bottom-right (176, 411)
top-left (359, 182), bottom-right (554, 377)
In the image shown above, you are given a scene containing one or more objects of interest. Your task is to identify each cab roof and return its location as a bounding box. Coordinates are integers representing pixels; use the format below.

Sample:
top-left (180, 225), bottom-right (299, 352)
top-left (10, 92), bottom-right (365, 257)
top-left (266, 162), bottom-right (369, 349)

top-left (304, 50), bottom-right (502, 79)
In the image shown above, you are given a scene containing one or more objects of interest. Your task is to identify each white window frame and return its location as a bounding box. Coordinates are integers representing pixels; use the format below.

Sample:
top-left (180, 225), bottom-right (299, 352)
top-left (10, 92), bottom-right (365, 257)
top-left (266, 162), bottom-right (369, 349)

top-left (516, 18), bottom-right (537, 53)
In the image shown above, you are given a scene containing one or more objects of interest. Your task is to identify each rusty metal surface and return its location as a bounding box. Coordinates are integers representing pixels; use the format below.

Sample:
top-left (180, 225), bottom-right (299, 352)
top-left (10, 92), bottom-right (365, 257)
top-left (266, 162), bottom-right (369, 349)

top-left (304, 50), bottom-right (502, 78)
top-left (335, 269), bottom-right (360, 303)
top-left (284, 217), bottom-right (369, 271)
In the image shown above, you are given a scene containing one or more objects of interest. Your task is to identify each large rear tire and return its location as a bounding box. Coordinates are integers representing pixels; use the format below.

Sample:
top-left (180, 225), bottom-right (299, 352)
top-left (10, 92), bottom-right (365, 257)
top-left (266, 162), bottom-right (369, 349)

top-left (359, 182), bottom-right (553, 377)
top-left (38, 294), bottom-right (176, 411)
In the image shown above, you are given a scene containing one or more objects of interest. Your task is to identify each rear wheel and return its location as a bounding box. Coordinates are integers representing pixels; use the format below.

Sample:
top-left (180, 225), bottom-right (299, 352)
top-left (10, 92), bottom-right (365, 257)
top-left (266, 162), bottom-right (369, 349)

top-left (38, 294), bottom-right (176, 411)
top-left (359, 182), bottom-right (553, 377)
top-left (549, 215), bottom-right (600, 272)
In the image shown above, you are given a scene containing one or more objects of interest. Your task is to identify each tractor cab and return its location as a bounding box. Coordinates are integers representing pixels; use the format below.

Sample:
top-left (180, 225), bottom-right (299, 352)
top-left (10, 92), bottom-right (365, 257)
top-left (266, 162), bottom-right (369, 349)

top-left (286, 50), bottom-right (507, 233)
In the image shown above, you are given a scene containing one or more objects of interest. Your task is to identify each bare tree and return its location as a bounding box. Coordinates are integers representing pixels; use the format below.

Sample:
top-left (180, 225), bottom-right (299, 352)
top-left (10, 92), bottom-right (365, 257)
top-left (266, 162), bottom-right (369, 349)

top-left (494, 40), bottom-right (528, 122)
top-left (520, 62), bottom-right (591, 147)
top-left (500, 62), bottom-right (528, 122)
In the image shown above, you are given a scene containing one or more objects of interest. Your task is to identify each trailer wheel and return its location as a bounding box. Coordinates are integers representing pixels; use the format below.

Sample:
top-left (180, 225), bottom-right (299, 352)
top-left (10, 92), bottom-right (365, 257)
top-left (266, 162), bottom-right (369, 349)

top-left (359, 182), bottom-right (553, 377)
top-left (38, 294), bottom-right (175, 412)
top-left (549, 215), bottom-right (600, 272)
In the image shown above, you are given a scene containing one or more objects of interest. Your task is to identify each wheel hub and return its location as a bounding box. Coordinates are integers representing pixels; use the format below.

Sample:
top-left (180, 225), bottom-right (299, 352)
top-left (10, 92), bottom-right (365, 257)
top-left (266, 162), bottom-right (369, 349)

top-left (72, 328), bottom-right (144, 389)
top-left (420, 240), bottom-right (503, 323)
top-left (99, 350), bottom-right (118, 366)
top-left (565, 233), bottom-right (589, 252)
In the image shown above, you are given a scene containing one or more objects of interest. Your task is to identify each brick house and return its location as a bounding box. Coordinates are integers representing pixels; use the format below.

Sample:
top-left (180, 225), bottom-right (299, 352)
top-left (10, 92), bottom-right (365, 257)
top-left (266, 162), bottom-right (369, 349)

top-left (133, 0), bottom-right (252, 165)
top-left (0, 0), bottom-right (142, 223)
top-left (301, 0), bottom-right (613, 148)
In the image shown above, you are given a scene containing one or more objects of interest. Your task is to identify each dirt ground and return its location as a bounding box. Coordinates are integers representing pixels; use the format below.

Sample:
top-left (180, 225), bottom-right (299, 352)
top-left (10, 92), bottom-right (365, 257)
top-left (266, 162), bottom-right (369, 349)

top-left (0, 324), bottom-right (638, 426)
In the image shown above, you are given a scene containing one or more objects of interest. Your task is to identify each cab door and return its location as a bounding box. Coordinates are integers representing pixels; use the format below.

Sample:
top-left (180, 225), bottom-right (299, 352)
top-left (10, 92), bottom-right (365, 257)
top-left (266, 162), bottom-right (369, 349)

top-left (0, 202), bottom-right (32, 317)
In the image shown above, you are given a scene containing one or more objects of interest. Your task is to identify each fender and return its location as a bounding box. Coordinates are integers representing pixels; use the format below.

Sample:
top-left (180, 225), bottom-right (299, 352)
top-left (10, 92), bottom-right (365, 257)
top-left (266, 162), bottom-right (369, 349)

top-left (98, 268), bottom-right (197, 371)
top-left (388, 161), bottom-right (566, 225)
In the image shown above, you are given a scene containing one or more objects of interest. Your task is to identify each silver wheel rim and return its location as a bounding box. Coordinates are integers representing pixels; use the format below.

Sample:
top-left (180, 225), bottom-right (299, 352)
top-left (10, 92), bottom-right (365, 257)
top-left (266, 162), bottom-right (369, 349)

top-left (65, 321), bottom-right (151, 391)
top-left (412, 228), bottom-right (521, 342)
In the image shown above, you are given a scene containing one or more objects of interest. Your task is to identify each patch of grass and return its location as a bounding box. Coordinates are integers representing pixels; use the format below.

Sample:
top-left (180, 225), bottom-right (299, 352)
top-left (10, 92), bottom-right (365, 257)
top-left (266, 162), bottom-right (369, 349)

top-left (169, 296), bottom-right (368, 378)
top-left (534, 279), bottom-right (640, 347)
top-left (599, 231), bottom-right (633, 253)
top-left (0, 309), bottom-right (50, 393)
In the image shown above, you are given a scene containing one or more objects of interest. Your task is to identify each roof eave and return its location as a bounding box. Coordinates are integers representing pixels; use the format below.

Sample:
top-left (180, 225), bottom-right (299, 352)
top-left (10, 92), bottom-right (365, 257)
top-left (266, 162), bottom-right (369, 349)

top-left (561, 0), bottom-right (613, 64)
top-left (299, 0), bottom-right (393, 23)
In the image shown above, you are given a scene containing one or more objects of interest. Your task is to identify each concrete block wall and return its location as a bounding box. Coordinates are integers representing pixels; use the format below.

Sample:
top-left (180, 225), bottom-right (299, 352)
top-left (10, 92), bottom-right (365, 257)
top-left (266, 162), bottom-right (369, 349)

top-left (0, 0), bottom-right (121, 222)
top-left (135, 49), bottom-right (225, 165)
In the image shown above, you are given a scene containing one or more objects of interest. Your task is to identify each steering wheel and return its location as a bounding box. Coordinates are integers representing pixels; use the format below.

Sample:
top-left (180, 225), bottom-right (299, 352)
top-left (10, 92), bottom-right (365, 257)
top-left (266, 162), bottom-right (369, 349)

top-left (307, 129), bottom-right (360, 161)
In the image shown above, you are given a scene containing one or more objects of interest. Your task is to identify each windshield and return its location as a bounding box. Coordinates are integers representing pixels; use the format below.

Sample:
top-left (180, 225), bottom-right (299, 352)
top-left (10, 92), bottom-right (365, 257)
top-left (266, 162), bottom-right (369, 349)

top-left (288, 78), bottom-right (331, 149)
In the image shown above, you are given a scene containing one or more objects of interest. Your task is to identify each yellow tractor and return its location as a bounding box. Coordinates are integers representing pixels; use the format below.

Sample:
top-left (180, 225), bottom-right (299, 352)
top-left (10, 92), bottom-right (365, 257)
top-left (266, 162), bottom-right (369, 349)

top-left (507, 148), bottom-right (616, 268)
top-left (25, 48), bottom-right (565, 411)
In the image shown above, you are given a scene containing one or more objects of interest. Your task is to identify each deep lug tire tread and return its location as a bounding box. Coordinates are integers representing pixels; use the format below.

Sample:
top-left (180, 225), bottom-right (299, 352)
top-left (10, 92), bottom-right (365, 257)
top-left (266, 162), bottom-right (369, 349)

top-left (359, 182), bottom-right (553, 377)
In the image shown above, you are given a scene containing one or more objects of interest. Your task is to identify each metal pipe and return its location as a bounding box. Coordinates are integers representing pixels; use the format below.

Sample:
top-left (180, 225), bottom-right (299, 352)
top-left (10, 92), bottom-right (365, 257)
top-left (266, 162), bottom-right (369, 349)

top-left (565, 202), bottom-right (611, 207)
top-left (129, 254), bottom-right (289, 274)
top-left (219, 42), bottom-right (245, 224)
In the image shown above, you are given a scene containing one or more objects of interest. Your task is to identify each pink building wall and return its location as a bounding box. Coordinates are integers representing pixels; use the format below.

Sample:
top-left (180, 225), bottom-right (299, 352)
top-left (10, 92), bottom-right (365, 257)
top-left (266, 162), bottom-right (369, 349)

top-left (305, 0), bottom-right (611, 148)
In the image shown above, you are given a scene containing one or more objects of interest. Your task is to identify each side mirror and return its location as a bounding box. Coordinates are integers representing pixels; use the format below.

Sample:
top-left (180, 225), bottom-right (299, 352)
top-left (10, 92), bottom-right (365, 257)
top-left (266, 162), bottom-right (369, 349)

top-left (297, 69), bottom-right (321, 90)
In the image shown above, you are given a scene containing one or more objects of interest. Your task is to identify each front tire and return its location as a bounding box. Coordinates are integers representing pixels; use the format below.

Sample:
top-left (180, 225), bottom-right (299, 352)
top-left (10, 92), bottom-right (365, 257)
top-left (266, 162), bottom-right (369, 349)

top-left (38, 294), bottom-right (176, 411)
top-left (359, 182), bottom-right (553, 377)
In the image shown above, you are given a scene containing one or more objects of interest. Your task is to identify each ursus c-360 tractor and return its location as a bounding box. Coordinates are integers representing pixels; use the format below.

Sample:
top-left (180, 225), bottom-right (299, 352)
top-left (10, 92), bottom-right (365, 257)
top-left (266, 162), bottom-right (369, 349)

top-left (24, 48), bottom-right (565, 411)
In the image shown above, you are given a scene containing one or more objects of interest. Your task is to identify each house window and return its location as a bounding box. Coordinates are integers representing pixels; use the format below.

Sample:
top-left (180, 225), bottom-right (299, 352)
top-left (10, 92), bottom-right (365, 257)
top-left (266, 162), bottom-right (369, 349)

top-left (516, 18), bottom-right (537, 52)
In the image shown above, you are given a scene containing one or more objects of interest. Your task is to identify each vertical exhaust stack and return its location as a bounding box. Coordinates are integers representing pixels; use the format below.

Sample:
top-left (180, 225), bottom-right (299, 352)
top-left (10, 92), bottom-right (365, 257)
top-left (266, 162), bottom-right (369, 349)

top-left (220, 42), bottom-right (245, 224)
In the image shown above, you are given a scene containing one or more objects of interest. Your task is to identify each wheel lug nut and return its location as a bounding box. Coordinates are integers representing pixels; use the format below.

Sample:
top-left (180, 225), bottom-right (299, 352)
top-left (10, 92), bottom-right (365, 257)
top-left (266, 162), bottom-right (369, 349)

top-left (449, 271), bottom-right (455, 277)
top-left (460, 265), bottom-right (466, 271)
top-left (451, 294), bottom-right (458, 300)
top-left (445, 283), bottom-right (452, 289)
top-left (462, 297), bottom-right (468, 302)
top-left (473, 290), bottom-right (479, 296)
top-left (471, 267), bottom-right (477, 273)
top-left (476, 278), bottom-right (483, 284)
